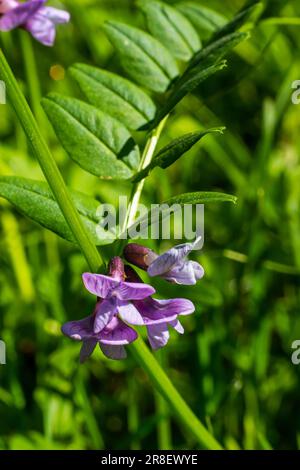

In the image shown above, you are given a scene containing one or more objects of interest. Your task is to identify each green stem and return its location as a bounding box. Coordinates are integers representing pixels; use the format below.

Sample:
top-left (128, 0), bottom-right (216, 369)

top-left (122, 115), bottom-right (168, 232)
top-left (128, 375), bottom-right (141, 450)
top-left (0, 49), bottom-right (103, 272)
top-left (19, 31), bottom-right (43, 122)
top-left (155, 350), bottom-right (172, 450)
top-left (0, 49), bottom-right (222, 450)
top-left (129, 339), bottom-right (222, 449)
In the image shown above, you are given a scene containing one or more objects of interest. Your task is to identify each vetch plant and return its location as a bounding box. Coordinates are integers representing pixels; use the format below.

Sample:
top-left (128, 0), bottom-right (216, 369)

top-left (0, 0), bottom-right (263, 449)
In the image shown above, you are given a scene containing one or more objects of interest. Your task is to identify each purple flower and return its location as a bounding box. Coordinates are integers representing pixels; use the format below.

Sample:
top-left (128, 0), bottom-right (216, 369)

top-left (61, 257), bottom-right (155, 361)
top-left (124, 237), bottom-right (204, 285)
top-left (62, 313), bottom-right (138, 362)
top-left (125, 266), bottom-right (195, 350)
top-left (0, 0), bottom-right (70, 46)
top-left (82, 257), bottom-right (155, 334)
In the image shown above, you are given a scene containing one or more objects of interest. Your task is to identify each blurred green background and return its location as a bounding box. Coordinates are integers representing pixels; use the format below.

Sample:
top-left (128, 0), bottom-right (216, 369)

top-left (1, 0), bottom-right (300, 450)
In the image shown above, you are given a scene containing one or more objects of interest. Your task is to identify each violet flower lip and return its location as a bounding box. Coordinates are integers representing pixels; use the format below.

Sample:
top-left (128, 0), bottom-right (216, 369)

top-left (61, 314), bottom-right (138, 362)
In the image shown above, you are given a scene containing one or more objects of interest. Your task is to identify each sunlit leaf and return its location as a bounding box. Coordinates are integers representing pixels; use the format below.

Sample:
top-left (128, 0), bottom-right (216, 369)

top-left (156, 61), bottom-right (227, 122)
top-left (124, 190), bottom-right (237, 238)
top-left (132, 127), bottom-right (224, 182)
top-left (138, 0), bottom-right (201, 61)
top-left (42, 93), bottom-right (140, 180)
top-left (70, 64), bottom-right (156, 130)
top-left (165, 191), bottom-right (237, 205)
top-left (212, 2), bottom-right (263, 40)
top-left (0, 177), bottom-right (114, 246)
top-left (104, 21), bottom-right (179, 93)
top-left (177, 2), bottom-right (227, 38)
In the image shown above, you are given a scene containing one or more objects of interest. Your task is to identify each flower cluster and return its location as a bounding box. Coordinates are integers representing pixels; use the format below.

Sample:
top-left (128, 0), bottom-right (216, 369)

top-left (62, 239), bottom-right (204, 361)
top-left (0, 0), bottom-right (70, 46)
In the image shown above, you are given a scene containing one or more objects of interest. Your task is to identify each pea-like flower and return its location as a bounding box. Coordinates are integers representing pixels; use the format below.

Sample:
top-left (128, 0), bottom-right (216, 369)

top-left (62, 313), bottom-right (138, 362)
top-left (61, 257), bottom-right (155, 361)
top-left (125, 266), bottom-right (195, 350)
top-left (0, 0), bottom-right (70, 46)
top-left (124, 237), bottom-right (204, 285)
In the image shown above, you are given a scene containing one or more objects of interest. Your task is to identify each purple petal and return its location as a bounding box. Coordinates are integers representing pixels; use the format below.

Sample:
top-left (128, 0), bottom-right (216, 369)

top-left (169, 319), bottom-right (184, 334)
top-left (191, 261), bottom-right (205, 281)
top-left (80, 338), bottom-right (97, 363)
top-left (82, 273), bottom-right (119, 298)
top-left (0, 0), bottom-right (45, 31)
top-left (147, 237), bottom-right (202, 277)
top-left (61, 315), bottom-right (94, 340)
top-left (146, 323), bottom-right (170, 350)
top-left (99, 344), bottom-right (127, 360)
top-left (163, 261), bottom-right (204, 285)
top-left (93, 298), bottom-right (117, 334)
top-left (117, 281), bottom-right (155, 300)
top-left (26, 13), bottom-right (56, 46)
top-left (117, 300), bottom-right (145, 325)
top-left (134, 297), bottom-right (194, 325)
top-left (99, 317), bottom-right (138, 345)
top-left (38, 6), bottom-right (70, 24)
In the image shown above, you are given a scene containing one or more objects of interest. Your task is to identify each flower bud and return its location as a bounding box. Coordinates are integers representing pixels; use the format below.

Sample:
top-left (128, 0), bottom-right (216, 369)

top-left (0, 0), bottom-right (18, 14)
top-left (108, 256), bottom-right (125, 281)
top-left (123, 243), bottom-right (157, 270)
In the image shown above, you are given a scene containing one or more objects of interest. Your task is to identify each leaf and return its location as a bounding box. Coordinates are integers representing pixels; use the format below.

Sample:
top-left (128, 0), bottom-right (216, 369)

top-left (212, 2), bottom-right (263, 40)
top-left (123, 191), bottom-right (237, 239)
top-left (156, 61), bottom-right (227, 122)
top-left (104, 21), bottom-right (179, 93)
top-left (164, 191), bottom-right (237, 205)
top-left (0, 177), bottom-right (115, 246)
top-left (132, 127), bottom-right (224, 183)
top-left (155, 31), bottom-right (248, 122)
top-left (137, 0), bottom-right (201, 61)
top-left (177, 2), bottom-right (227, 39)
top-left (42, 93), bottom-right (140, 180)
top-left (70, 63), bottom-right (156, 130)
top-left (189, 31), bottom-right (249, 71)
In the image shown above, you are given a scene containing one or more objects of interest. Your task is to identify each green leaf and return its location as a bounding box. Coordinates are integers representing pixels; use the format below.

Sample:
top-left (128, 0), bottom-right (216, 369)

top-left (156, 61), bottom-right (227, 122)
top-left (177, 2), bottom-right (227, 39)
top-left (132, 127), bottom-right (224, 183)
top-left (0, 177), bottom-right (115, 246)
top-left (70, 63), bottom-right (156, 130)
top-left (42, 93), bottom-right (140, 180)
top-left (164, 191), bottom-right (237, 205)
top-left (137, 0), bottom-right (201, 61)
top-left (189, 31), bottom-right (249, 71)
top-left (104, 21), bottom-right (179, 93)
top-left (212, 2), bottom-right (263, 40)
top-left (124, 190), bottom-right (237, 239)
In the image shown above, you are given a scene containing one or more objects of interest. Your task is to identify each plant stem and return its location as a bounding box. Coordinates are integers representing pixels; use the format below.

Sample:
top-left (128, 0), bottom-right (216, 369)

top-left (19, 31), bottom-right (43, 123)
top-left (129, 338), bottom-right (222, 449)
top-left (0, 49), bottom-right (223, 450)
top-left (155, 350), bottom-right (172, 450)
top-left (0, 49), bottom-right (103, 272)
top-left (122, 115), bottom-right (169, 232)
